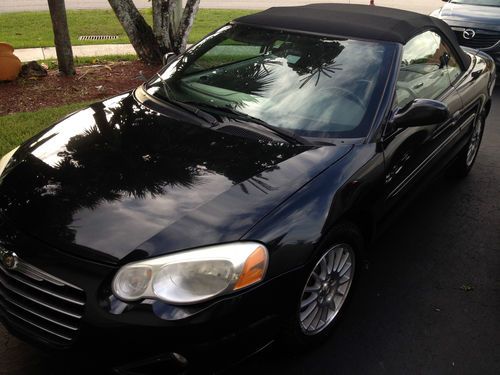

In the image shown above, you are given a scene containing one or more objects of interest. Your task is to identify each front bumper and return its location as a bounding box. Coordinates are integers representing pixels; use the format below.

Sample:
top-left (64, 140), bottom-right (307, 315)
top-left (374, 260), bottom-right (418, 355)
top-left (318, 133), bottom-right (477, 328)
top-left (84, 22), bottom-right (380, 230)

top-left (0, 217), bottom-right (304, 370)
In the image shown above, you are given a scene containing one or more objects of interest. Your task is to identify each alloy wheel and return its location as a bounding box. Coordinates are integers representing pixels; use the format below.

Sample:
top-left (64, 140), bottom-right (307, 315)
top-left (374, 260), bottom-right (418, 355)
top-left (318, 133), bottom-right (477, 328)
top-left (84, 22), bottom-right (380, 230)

top-left (466, 116), bottom-right (483, 167)
top-left (299, 244), bottom-right (355, 335)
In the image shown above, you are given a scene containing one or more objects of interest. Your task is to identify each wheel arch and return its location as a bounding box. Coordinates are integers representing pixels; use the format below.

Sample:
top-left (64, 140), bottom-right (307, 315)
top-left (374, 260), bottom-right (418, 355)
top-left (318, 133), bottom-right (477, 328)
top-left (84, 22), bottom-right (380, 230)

top-left (342, 210), bottom-right (375, 246)
top-left (484, 98), bottom-right (491, 119)
top-left (313, 217), bottom-right (369, 266)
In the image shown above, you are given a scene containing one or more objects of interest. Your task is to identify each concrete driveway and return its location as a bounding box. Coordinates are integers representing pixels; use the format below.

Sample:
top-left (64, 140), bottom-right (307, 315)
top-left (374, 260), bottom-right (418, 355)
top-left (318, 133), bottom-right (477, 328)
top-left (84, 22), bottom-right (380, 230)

top-left (0, 0), bottom-right (443, 15)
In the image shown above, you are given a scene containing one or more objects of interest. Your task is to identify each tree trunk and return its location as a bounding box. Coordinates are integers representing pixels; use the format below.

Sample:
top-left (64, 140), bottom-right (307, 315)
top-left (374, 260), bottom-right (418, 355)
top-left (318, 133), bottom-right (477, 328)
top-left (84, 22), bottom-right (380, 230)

top-left (47, 0), bottom-right (75, 76)
top-left (174, 0), bottom-right (201, 54)
top-left (172, 0), bottom-right (182, 32)
top-left (152, 0), bottom-right (176, 53)
top-left (108, 0), bottom-right (163, 64)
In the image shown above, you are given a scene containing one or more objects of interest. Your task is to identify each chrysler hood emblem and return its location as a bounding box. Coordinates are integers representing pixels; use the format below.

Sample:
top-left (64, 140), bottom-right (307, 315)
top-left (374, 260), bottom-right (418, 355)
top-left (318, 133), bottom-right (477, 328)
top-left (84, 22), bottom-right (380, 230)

top-left (0, 249), bottom-right (18, 270)
top-left (463, 29), bottom-right (476, 40)
top-left (0, 247), bottom-right (78, 288)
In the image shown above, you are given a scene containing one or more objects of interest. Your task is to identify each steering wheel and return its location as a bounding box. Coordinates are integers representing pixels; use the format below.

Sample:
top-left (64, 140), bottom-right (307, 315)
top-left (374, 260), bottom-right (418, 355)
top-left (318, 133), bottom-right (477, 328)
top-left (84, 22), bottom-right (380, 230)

top-left (318, 86), bottom-right (367, 110)
top-left (396, 82), bottom-right (418, 99)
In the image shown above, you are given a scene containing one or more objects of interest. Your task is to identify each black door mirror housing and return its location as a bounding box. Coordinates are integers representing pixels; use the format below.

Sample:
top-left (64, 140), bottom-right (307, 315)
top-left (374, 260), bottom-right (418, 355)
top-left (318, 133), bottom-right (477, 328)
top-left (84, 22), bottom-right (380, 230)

top-left (392, 99), bottom-right (450, 129)
top-left (162, 52), bottom-right (177, 66)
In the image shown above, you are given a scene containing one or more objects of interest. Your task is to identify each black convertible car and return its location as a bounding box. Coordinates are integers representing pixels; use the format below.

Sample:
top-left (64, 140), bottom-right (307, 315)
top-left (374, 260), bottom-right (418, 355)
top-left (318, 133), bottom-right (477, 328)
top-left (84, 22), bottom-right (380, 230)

top-left (0, 4), bottom-right (496, 373)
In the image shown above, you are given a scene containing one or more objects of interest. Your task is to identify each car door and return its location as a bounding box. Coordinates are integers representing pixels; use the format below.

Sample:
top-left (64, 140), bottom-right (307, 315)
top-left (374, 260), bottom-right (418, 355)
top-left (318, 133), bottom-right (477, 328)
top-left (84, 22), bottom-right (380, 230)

top-left (381, 30), bottom-right (465, 214)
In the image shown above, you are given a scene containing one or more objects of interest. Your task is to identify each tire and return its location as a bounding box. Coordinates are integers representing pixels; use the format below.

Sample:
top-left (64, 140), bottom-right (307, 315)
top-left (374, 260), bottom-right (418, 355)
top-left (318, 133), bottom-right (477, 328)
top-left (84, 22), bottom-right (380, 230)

top-left (447, 114), bottom-right (485, 179)
top-left (279, 222), bottom-right (364, 350)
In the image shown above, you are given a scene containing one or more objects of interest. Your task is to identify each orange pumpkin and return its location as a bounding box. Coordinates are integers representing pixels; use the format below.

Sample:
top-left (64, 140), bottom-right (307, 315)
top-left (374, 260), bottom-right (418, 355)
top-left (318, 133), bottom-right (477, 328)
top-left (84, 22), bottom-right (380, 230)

top-left (0, 43), bottom-right (22, 81)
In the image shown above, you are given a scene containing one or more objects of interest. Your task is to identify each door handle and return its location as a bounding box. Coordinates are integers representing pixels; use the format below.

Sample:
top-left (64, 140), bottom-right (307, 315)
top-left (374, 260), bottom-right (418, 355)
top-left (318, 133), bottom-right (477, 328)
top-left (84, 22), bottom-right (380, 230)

top-left (432, 110), bottom-right (462, 139)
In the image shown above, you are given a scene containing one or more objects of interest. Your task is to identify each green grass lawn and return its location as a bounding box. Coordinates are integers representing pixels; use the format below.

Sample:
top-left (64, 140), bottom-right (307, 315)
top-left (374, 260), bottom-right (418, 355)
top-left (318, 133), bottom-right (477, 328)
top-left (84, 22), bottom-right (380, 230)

top-left (0, 102), bottom-right (90, 157)
top-left (0, 9), bottom-right (255, 49)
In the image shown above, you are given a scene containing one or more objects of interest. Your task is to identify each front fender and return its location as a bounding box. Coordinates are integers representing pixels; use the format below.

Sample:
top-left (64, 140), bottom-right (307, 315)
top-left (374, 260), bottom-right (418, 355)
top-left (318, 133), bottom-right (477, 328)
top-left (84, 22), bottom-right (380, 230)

top-left (242, 143), bottom-right (384, 279)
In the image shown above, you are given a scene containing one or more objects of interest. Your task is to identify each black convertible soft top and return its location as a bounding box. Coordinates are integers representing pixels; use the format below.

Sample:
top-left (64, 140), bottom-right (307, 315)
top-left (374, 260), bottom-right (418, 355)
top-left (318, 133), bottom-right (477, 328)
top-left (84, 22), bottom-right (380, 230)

top-left (234, 4), bottom-right (471, 68)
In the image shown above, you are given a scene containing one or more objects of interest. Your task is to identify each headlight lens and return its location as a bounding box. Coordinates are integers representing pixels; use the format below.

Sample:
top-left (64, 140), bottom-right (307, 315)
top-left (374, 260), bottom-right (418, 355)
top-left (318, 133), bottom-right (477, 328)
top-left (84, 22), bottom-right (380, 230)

top-left (0, 147), bottom-right (19, 178)
top-left (152, 260), bottom-right (233, 303)
top-left (113, 266), bottom-right (152, 300)
top-left (112, 242), bottom-right (268, 305)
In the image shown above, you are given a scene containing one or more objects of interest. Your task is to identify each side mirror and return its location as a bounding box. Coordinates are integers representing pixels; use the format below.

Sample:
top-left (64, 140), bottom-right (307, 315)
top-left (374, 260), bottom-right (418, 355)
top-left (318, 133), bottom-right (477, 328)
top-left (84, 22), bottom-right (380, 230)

top-left (392, 99), bottom-right (450, 129)
top-left (162, 52), bottom-right (177, 66)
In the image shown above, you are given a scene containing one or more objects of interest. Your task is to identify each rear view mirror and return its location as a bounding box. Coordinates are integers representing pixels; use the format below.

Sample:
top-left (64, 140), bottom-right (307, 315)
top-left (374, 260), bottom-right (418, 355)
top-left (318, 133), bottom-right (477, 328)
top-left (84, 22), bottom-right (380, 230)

top-left (392, 99), bottom-right (450, 129)
top-left (440, 52), bottom-right (450, 69)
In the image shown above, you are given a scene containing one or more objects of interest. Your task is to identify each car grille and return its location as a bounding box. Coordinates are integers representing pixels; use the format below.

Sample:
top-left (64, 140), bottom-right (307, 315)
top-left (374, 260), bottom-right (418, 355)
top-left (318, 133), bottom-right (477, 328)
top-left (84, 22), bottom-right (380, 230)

top-left (453, 28), bottom-right (500, 50)
top-left (0, 257), bottom-right (85, 346)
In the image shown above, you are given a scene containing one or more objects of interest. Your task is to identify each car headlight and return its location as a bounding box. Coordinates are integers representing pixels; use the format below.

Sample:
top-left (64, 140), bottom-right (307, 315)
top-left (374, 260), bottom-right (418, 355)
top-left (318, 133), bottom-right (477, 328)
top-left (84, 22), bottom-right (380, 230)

top-left (0, 147), bottom-right (19, 178)
top-left (112, 242), bottom-right (268, 305)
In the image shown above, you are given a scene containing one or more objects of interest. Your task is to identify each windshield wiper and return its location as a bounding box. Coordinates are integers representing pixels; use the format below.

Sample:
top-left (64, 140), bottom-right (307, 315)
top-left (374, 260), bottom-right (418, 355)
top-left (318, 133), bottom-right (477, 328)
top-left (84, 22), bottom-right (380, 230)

top-left (186, 103), bottom-right (309, 145)
top-left (218, 107), bottom-right (310, 145)
top-left (154, 74), bottom-right (219, 126)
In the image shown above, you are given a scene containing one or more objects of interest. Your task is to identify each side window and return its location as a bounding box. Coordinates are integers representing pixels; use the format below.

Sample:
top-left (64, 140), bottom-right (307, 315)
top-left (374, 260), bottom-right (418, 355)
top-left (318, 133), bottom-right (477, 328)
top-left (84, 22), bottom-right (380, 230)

top-left (442, 43), bottom-right (462, 84)
top-left (396, 31), bottom-right (463, 108)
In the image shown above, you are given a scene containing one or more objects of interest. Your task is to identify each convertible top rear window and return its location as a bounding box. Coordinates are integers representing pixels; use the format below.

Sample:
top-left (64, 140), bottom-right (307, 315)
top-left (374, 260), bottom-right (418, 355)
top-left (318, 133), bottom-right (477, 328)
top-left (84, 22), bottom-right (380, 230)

top-left (146, 24), bottom-right (396, 139)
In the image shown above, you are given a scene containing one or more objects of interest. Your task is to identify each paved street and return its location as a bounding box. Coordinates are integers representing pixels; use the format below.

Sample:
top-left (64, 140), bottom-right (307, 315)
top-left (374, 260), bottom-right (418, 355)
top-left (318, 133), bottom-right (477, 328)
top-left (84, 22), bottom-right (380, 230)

top-left (0, 0), bottom-right (443, 15)
top-left (1, 88), bottom-right (499, 374)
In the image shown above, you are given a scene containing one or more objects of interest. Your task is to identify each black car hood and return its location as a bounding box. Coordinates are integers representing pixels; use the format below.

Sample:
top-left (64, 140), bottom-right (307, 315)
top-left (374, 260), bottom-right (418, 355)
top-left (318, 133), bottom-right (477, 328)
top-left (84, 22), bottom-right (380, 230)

top-left (439, 2), bottom-right (500, 28)
top-left (0, 92), bottom-right (352, 265)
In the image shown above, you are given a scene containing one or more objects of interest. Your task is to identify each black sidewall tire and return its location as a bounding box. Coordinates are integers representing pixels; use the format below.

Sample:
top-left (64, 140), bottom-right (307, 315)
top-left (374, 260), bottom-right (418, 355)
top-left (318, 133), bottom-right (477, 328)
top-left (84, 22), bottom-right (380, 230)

top-left (278, 222), bottom-right (365, 351)
top-left (447, 115), bottom-right (485, 179)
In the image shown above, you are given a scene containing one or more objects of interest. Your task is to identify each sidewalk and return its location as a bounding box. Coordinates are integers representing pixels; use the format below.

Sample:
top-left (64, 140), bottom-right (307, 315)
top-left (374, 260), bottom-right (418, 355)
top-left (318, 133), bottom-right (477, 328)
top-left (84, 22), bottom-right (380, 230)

top-left (15, 44), bottom-right (136, 62)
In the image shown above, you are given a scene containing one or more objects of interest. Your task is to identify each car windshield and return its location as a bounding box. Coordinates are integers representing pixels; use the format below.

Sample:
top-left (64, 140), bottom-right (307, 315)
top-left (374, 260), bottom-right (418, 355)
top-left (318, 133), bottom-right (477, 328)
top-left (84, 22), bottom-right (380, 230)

top-left (146, 24), bottom-right (394, 139)
top-left (450, 0), bottom-right (500, 6)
